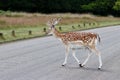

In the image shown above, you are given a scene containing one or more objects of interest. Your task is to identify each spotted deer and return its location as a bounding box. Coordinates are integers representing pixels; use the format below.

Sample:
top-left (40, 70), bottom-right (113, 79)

top-left (47, 18), bottom-right (102, 70)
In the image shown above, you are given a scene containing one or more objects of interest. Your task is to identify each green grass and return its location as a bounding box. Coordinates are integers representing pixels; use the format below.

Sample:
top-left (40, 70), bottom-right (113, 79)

top-left (1, 21), bottom-right (120, 43)
top-left (57, 21), bottom-right (120, 32)
top-left (0, 25), bottom-right (47, 43)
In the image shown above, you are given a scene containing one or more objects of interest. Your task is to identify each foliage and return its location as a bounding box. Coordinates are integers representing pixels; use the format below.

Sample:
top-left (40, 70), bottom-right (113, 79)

top-left (0, 0), bottom-right (119, 16)
top-left (81, 0), bottom-right (117, 15)
top-left (113, 0), bottom-right (120, 16)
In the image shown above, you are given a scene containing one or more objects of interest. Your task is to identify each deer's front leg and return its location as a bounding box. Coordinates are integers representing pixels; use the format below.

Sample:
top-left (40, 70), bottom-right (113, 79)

top-left (62, 45), bottom-right (70, 66)
top-left (80, 52), bottom-right (92, 67)
top-left (72, 49), bottom-right (80, 65)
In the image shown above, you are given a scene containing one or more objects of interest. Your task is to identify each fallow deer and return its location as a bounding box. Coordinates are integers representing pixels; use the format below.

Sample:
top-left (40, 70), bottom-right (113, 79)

top-left (46, 18), bottom-right (102, 70)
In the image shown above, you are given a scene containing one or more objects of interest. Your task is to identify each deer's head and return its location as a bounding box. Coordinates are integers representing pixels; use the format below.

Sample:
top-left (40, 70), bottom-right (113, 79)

top-left (46, 18), bottom-right (61, 35)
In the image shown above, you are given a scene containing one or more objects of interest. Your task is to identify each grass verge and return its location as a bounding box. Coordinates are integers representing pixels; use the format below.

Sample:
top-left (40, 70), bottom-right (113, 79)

top-left (0, 12), bottom-right (120, 44)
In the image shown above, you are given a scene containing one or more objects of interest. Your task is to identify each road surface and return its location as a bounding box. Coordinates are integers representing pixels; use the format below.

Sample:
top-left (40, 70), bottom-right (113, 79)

top-left (0, 25), bottom-right (120, 80)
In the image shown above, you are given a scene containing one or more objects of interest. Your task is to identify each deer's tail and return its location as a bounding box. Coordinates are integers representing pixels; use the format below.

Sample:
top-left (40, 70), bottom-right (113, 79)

top-left (97, 34), bottom-right (101, 43)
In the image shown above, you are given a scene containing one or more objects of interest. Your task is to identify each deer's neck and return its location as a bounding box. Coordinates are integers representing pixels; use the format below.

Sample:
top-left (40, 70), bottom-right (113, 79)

top-left (52, 28), bottom-right (62, 38)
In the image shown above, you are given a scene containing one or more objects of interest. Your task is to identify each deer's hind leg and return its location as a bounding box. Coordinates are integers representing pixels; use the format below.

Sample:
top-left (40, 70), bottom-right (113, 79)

top-left (90, 45), bottom-right (102, 70)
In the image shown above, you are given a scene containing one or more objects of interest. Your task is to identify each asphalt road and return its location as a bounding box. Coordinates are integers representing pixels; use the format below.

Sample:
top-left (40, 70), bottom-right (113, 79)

top-left (0, 25), bottom-right (120, 80)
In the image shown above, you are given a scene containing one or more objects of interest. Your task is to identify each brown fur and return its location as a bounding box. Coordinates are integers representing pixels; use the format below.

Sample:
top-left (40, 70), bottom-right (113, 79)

top-left (53, 28), bottom-right (100, 46)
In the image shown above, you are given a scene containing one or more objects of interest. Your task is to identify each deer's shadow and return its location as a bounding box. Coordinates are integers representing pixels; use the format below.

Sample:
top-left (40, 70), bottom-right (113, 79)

top-left (60, 65), bottom-right (111, 73)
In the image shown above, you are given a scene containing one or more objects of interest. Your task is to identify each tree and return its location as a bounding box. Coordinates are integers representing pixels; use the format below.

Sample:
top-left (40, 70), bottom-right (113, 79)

top-left (81, 0), bottom-right (117, 15)
top-left (0, 0), bottom-right (119, 16)
top-left (113, 0), bottom-right (120, 11)
top-left (113, 0), bottom-right (120, 16)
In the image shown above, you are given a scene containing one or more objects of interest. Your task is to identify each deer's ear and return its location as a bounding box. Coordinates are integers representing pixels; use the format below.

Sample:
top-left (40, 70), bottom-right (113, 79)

top-left (54, 21), bottom-right (58, 25)
top-left (53, 18), bottom-right (61, 25)
top-left (47, 18), bottom-right (61, 26)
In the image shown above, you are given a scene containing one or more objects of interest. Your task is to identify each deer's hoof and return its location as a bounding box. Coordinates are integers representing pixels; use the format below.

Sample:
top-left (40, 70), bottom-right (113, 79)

top-left (79, 64), bottom-right (84, 67)
top-left (62, 64), bottom-right (65, 66)
top-left (98, 68), bottom-right (101, 70)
